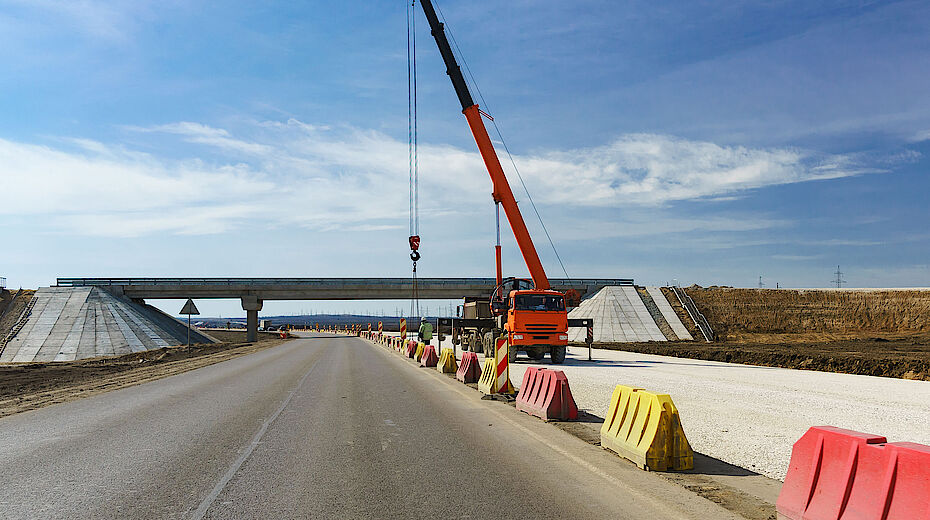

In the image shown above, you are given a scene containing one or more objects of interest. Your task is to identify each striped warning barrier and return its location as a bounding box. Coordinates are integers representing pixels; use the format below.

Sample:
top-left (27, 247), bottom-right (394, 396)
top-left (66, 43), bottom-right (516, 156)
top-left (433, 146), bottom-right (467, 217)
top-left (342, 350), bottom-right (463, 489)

top-left (456, 352), bottom-right (481, 383)
top-left (420, 344), bottom-right (439, 367)
top-left (437, 348), bottom-right (457, 373)
top-left (478, 338), bottom-right (515, 395)
top-left (600, 384), bottom-right (693, 471)
top-left (405, 340), bottom-right (416, 358)
top-left (777, 426), bottom-right (930, 520)
top-left (414, 342), bottom-right (425, 362)
top-left (515, 367), bottom-right (578, 421)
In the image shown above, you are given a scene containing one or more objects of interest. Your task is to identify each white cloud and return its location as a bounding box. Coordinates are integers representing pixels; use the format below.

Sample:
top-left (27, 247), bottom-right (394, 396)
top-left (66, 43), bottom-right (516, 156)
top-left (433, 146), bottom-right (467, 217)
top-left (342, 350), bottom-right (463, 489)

top-left (0, 120), bottom-right (877, 238)
top-left (910, 129), bottom-right (930, 143)
top-left (517, 134), bottom-right (874, 206)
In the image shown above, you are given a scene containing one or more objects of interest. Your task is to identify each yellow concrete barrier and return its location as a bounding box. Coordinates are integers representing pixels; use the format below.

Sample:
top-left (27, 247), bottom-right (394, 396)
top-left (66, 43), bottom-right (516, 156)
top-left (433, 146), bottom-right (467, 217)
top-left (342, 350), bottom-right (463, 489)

top-left (600, 385), bottom-right (693, 471)
top-left (437, 348), bottom-right (458, 373)
top-left (414, 342), bottom-right (425, 362)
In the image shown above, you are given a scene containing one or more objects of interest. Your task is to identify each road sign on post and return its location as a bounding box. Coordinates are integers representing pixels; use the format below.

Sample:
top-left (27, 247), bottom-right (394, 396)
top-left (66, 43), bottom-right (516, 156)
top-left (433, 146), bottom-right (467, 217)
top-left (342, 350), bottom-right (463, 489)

top-left (179, 299), bottom-right (200, 347)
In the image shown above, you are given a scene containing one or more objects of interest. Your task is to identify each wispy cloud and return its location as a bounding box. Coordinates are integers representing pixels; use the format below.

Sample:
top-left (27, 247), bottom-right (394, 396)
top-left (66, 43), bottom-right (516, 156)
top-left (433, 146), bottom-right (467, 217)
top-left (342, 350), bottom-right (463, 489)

top-left (127, 122), bottom-right (273, 156)
top-left (519, 134), bottom-right (875, 206)
top-left (0, 119), bottom-right (881, 237)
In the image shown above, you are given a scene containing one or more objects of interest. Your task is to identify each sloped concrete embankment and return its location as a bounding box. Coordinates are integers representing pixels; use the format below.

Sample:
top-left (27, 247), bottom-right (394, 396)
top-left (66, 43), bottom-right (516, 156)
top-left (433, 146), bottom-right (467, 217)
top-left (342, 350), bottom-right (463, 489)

top-left (0, 287), bottom-right (215, 363)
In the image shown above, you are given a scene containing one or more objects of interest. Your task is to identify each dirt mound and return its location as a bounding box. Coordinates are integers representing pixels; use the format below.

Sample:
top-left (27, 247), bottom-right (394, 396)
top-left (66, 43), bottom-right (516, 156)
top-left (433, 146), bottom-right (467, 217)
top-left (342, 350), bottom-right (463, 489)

top-left (684, 287), bottom-right (930, 342)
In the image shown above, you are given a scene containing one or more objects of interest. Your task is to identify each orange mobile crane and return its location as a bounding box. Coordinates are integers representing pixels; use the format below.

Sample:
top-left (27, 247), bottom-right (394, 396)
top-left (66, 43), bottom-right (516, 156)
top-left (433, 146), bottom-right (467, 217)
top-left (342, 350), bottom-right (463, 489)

top-left (420, 0), bottom-right (569, 363)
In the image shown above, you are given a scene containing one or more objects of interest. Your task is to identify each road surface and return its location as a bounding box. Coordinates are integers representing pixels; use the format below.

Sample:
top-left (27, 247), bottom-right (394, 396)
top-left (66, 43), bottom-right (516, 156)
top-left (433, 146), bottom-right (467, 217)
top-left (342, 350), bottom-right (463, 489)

top-left (0, 334), bottom-right (737, 519)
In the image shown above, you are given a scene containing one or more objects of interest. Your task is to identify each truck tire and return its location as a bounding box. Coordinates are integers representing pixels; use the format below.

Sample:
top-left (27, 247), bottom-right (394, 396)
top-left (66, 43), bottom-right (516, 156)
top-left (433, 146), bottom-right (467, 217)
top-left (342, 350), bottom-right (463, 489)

top-left (527, 350), bottom-right (546, 361)
top-left (483, 331), bottom-right (495, 358)
top-left (550, 346), bottom-right (566, 364)
top-left (508, 344), bottom-right (517, 364)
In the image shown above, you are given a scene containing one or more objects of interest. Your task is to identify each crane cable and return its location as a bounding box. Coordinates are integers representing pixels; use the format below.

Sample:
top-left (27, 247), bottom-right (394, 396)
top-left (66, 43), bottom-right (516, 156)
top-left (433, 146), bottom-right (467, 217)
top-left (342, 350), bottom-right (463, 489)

top-left (432, 0), bottom-right (572, 284)
top-left (407, 0), bottom-right (421, 319)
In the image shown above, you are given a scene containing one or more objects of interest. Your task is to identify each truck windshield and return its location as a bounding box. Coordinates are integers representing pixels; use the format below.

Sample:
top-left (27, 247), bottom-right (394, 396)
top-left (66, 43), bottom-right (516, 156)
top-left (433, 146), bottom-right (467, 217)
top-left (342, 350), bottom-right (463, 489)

top-left (513, 295), bottom-right (564, 311)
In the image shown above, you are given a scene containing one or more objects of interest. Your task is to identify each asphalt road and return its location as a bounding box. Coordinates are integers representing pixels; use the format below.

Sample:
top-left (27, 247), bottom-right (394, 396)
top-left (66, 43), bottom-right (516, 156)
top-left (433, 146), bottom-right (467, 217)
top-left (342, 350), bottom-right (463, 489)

top-left (0, 334), bottom-right (739, 519)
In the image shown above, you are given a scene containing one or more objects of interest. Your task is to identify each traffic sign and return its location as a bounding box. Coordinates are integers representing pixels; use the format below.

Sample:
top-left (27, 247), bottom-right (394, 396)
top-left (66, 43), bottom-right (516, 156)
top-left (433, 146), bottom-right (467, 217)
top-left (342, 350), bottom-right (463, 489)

top-left (179, 299), bottom-right (200, 315)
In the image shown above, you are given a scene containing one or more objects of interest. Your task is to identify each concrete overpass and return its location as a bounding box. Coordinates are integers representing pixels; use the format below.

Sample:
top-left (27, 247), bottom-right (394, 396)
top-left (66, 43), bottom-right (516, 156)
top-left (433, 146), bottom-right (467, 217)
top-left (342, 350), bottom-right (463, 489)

top-left (57, 278), bottom-right (633, 341)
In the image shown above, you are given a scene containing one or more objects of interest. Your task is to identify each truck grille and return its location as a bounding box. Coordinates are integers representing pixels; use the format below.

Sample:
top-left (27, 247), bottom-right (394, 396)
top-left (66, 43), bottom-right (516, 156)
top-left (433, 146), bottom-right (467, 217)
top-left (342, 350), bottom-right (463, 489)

top-left (525, 324), bottom-right (557, 332)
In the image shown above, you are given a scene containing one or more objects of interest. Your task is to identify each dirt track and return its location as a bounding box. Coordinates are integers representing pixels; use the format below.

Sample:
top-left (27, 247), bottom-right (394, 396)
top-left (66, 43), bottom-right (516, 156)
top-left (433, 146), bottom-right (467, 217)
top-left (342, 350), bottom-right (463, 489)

top-left (0, 330), bottom-right (290, 418)
top-left (590, 334), bottom-right (930, 380)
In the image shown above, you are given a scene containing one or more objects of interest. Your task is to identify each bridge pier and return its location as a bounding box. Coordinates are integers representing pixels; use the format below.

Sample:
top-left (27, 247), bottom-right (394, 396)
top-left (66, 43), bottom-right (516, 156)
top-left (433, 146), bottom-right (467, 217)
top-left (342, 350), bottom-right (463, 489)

top-left (241, 296), bottom-right (263, 343)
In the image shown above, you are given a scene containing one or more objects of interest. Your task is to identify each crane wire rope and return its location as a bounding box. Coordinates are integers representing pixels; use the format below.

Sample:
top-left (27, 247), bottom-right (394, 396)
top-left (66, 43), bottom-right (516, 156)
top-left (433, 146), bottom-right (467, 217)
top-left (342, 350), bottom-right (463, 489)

top-left (407, 1), bottom-right (421, 319)
top-left (432, 0), bottom-right (572, 284)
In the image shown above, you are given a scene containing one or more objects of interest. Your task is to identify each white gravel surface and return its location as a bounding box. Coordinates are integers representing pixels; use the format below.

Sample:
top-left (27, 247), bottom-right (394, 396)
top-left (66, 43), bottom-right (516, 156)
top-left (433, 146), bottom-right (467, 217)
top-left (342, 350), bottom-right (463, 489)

top-left (504, 346), bottom-right (930, 481)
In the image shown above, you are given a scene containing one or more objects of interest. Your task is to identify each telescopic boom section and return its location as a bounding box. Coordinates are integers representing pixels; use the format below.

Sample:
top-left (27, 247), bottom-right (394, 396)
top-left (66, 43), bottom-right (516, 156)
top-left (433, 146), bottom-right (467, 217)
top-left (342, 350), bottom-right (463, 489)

top-left (419, 0), bottom-right (550, 291)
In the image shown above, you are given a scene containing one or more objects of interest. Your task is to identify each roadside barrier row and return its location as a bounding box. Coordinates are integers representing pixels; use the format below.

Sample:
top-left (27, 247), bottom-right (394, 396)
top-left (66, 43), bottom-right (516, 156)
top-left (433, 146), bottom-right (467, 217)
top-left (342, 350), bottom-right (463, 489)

top-left (359, 331), bottom-right (704, 476)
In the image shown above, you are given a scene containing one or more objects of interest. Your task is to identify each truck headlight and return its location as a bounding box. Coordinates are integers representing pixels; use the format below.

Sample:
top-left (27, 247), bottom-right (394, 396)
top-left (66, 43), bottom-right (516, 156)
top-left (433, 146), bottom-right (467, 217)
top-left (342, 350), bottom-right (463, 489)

top-left (512, 334), bottom-right (524, 340)
top-left (558, 335), bottom-right (568, 340)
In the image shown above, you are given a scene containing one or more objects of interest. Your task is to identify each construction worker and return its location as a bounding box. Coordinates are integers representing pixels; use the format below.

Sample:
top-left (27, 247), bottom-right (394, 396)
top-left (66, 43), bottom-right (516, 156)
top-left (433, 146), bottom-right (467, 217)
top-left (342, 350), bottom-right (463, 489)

top-left (418, 317), bottom-right (433, 344)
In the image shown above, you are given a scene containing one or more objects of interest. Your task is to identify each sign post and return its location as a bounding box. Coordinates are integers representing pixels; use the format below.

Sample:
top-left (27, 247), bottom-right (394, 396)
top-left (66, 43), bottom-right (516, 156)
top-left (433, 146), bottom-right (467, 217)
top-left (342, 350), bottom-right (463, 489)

top-left (179, 299), bottom-right (200, 347)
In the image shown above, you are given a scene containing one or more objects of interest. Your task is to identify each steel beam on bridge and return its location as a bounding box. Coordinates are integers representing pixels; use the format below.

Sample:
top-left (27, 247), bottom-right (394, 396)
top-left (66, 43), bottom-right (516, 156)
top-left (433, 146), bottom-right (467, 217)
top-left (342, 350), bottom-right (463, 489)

top-left (56, 277), bottom-right (633, 301)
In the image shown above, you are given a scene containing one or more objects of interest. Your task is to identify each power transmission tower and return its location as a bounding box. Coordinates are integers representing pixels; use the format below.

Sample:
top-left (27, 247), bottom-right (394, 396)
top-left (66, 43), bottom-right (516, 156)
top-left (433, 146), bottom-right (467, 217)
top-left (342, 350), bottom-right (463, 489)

top-left (833, 265), bottom-right (847, 288)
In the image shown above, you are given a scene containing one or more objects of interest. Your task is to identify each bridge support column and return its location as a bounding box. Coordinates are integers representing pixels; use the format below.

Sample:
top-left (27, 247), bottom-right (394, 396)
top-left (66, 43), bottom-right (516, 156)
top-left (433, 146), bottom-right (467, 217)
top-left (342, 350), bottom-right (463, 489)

top-left (241, 296), bottom-right (263, 343)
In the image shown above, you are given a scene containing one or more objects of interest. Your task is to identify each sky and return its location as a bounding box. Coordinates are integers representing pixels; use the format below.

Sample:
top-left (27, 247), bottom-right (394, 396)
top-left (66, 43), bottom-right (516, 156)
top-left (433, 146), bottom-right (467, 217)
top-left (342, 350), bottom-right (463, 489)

top-left (1, 0), bottom-right (929, 318)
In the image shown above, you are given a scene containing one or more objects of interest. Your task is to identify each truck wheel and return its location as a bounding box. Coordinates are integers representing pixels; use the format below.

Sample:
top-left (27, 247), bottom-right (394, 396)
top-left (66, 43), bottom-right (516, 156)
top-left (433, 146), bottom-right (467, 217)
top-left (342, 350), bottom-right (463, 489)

top-left (527, 350), bottom-right (546, 361)
top-left (483, 332), bottom-right (495, 358)
top-left (550, 346), bottom-right (566, 364)
top-left (508, 345), bottom-right (517, 364)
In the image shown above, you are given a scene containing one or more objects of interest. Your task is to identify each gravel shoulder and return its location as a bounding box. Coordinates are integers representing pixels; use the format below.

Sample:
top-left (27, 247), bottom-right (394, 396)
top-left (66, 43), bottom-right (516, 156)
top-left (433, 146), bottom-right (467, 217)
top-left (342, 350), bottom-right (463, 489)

top-left (506, 345), bottom-right (930, 481)
top-left (0, 330), bottom-right (290, 418)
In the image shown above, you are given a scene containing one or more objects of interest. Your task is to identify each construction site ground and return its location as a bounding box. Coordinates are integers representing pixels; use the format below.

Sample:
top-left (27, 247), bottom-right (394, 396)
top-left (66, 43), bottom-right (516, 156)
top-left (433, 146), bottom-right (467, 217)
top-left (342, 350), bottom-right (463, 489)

top-left (506, 345), bottom-right (930, 482)
top-left (586, 333), bottom-right (930, 380)
top-left (0, 330), bottom-right (289, 418)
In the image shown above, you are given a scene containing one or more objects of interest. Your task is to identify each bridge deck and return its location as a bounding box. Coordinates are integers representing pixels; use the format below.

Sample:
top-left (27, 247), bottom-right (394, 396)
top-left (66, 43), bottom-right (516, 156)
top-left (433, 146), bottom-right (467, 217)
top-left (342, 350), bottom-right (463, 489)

top-left (57, 277), bottom-right (633, 300)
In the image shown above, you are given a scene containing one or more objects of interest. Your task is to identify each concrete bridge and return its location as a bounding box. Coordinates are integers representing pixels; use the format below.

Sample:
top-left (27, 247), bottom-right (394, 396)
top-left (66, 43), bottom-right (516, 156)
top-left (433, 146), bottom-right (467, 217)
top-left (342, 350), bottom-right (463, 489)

top-left (57, 278), bottom-right (633, 341)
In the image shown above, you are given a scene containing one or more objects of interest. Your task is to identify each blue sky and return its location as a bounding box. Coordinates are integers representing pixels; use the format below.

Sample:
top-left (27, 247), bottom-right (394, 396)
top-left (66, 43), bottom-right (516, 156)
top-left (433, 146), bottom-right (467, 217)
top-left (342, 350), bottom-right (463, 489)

top-left (1, 0), bottom-right (928, 317)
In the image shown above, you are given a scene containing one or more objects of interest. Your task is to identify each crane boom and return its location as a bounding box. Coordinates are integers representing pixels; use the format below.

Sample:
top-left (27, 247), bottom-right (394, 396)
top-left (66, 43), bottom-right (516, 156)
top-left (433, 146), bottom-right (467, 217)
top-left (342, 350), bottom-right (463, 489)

top-left (419, 0), bottom-right (551, 291)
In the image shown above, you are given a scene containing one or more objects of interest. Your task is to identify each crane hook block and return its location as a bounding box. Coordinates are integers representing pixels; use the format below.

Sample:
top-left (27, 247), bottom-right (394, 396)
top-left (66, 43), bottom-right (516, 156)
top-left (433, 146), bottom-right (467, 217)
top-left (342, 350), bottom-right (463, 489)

top-left (408, 235), bottom-right (421, 251)
top-left (410, 251), bottom-right (421, 262)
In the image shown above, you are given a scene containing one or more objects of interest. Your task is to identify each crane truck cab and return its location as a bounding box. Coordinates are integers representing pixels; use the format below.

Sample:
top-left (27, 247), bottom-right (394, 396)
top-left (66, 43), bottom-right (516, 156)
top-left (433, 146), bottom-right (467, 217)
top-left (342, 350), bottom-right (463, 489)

top-left (506, 289), bottom-right (569, 364)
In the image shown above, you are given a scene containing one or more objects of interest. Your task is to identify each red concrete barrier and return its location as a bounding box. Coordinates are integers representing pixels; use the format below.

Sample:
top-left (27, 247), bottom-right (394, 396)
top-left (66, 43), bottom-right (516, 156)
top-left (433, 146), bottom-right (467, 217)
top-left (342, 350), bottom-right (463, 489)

top-left (420, 344), bottom-right (439, 367)
top-left (777, 426), bottom-right (930, 520)
top-left (515, 367), bottom-right (578, 421)
top-left (405, 340), bottom-right (417, 359)
top-left (456, 352), bottom-right (480, 383)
